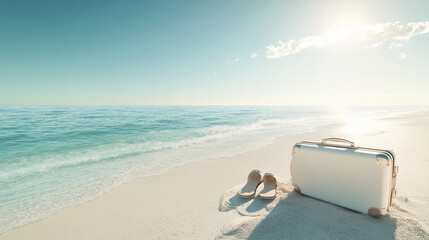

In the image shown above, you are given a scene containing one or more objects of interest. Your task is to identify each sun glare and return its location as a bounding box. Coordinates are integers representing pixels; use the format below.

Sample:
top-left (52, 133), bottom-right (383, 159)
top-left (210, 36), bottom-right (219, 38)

top-left (328, 6), bottom-right (369, 29)
top-left (341, 116), bottom-right (382, 135)
top-left (317, 6), bottom-right (370, 47)
top-left (336, 14), bottom-right (365, 28)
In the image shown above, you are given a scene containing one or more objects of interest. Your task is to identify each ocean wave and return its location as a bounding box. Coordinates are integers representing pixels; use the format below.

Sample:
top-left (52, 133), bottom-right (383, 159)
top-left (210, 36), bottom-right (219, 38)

top-left (0, 133), bottom-right (29, 142)
top-left (0, 117), bottom-right (319, 181)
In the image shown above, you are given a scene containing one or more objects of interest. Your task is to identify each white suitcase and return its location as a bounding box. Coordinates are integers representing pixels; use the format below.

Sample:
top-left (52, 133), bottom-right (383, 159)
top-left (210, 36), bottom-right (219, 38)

top-left (291, 138), bottom-right (398, 217)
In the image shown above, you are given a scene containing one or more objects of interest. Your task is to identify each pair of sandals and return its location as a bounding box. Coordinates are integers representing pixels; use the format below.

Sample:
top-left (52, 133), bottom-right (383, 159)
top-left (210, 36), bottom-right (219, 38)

top-left (238, 170), bottom-right (277, 199)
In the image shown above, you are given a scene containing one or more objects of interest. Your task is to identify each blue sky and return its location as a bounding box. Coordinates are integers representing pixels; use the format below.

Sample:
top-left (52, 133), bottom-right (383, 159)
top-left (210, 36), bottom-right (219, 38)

top-left (0, 0), bottom-right (428, 105)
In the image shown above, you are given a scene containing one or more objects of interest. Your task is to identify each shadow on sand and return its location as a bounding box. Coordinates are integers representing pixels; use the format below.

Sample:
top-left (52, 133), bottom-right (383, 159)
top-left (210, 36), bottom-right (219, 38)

top-left (218, 183), bottom-right (428, 240)
top-left (246, 192), bottom-right (400, 240)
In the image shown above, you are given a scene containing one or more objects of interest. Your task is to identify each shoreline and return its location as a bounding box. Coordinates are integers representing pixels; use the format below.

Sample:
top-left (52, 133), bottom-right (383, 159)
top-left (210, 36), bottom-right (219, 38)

top-left (0, 123), bottom-right (337, 239)
top-left (1, 110), bottom-right (429, 239)
top-left (0, 113), bottom-right (330, 235)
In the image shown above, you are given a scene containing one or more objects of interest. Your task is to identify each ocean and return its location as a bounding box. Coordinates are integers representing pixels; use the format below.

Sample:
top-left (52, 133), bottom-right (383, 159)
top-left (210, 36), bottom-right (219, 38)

top-left (0, 105), bottom-right (424, 233)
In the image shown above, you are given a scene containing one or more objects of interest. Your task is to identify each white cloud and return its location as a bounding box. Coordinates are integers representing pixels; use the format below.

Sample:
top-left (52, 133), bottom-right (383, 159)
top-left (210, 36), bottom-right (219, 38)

top-left (398, 53), bottom-right (407, 59)
top-left (266, 21), bottom-right (429, 59)
top-left (364, 21), bottom-right (429, 42)
top-left (213, 72), bottom-right (218, 75)
top-left (266, 36), bottom-right (324, 58)
top-left (227, 58), bottom-right (240, 63)
top-left (250, 53), bottom-right (258, 58)
top-left (388, 42), bottom-right (403, 49)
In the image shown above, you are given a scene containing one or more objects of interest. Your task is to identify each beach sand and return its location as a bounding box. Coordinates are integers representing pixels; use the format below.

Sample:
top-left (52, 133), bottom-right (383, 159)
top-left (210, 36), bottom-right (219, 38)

top-left (1, 111), bottom-right (428, 239)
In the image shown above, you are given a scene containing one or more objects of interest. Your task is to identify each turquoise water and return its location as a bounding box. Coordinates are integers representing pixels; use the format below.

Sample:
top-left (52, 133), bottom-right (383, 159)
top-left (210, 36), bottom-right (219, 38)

top-left (0, 106), bottom-right (424, 233)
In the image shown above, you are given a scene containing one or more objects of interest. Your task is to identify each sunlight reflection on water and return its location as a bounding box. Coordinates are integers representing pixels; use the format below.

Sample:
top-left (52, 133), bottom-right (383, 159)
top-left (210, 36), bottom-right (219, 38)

top-left (341, 116), bottom-right (383, 135)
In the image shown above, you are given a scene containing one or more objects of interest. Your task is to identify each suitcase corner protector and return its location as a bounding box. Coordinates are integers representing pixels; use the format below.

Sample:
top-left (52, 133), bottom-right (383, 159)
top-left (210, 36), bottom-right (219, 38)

top-left (368, 207), bottom-right (387, 217)
top-left (292, 183), bottom-right (302, 194)
top-left (292, 144), bottom-right (301, 153)
top-left (376, 153), bottom-right (391, 166)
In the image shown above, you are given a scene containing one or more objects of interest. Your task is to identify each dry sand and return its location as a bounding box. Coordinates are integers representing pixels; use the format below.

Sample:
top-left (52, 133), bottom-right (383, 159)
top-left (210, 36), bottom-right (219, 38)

top-left (1, 111), bottom-right (428, 239)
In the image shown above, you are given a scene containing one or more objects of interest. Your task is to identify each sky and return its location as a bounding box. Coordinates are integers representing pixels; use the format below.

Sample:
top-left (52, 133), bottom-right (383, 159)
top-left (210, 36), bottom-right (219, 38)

top-left (0, 0), bottom-right (428, 105)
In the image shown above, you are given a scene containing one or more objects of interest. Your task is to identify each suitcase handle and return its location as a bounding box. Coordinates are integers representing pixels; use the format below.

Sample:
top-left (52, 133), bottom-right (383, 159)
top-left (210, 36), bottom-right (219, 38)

top-left (321, 138), bottom-right (355, 147)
